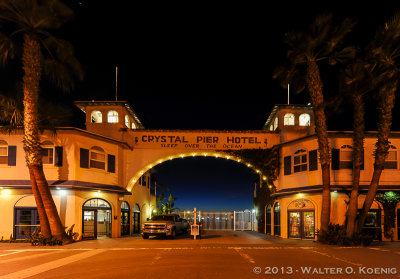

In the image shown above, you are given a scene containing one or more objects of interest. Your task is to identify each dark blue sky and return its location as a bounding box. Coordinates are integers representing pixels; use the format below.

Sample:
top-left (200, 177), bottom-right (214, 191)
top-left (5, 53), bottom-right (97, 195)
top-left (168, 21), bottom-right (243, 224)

top-left (152, 157), bottom-right (259, 212)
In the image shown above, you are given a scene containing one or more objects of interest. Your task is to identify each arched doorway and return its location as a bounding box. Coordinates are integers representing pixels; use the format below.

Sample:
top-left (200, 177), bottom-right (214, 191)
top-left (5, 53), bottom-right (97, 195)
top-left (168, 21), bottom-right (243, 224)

top-left (132, 204), bottom-right (140, 233)
top-left (287, 199), bottom-right (315, 239)
top-left (82, 198), bottom-right (112, 239)
top-left (265, 204), bottom-right (271, 234)
top-left (121, 202), bottom-right (130, 236)
top-left (273, 203), bottom-right (281, 236)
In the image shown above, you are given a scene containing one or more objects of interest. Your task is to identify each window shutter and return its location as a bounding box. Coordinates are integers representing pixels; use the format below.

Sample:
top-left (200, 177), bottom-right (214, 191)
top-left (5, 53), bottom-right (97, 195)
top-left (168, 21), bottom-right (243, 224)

top-left (107, 154), bottom-right (115, 173)
top-left (7, 146), bottom-right (16, 166)
top-left (331, 148), bottom-right (340, 170)
top-left (284, 156), bottom-right (291, 175)
top-left (55, 146), bottom-right (63, 167)
top-left (80, 148), bottom-right (89, 168)
top-left (309, 149), bottom-right (318, 171)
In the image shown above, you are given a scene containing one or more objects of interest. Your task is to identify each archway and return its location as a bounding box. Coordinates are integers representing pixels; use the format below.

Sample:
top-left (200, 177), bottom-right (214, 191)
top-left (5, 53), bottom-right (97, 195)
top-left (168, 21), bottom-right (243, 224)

top-left (287, 199), bottom-right (315, 239)
top-left (82, 198), bottom-right (112, 239)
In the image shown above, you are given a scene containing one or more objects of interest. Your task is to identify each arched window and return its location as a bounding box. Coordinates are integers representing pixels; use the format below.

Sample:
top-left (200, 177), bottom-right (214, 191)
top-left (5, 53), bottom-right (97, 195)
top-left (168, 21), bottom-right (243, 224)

top-left (265, 204), bottom-right (272, 234)
top-left (107, 110), bottom-right (119, 123)
top-left (91, 110), bottom-right (102, 123)
top-left (41, 141), bottom-right (54, 165)
top-left (284, 113), bottom-right (295, 126)
top-left (299, 113), bottom-right (310, 126)
top-left (385, 145), bottom-right (398, 169)
top-left (340, 145), bottom-right (353, 169)
top-left (83, 198), bottom-right (111, 208)
top-left (0, 140), bottom-right (8, 165)
top-left (90, 146), bottom-right (105, 170)
top-left (273, 203), bottom-right (281, 236)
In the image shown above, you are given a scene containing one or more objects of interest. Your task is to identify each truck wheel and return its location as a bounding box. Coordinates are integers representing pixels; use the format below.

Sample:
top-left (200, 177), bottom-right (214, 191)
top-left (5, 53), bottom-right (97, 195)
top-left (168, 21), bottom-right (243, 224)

top-left (142, 235), bottom-right (149, 239)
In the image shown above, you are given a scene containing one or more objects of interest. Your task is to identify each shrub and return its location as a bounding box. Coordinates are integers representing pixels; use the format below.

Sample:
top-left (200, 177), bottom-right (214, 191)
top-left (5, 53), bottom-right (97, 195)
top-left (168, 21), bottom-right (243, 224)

top-left (317, 223), bottom-right (375, 246)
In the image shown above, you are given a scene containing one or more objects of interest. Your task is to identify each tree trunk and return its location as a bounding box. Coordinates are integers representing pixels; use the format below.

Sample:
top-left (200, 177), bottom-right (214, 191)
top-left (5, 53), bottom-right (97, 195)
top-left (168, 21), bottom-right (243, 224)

top-left (32, 165), bottom-right (66, 239)
top-left (346, 94), bottom-right (365, 237)
top-left (22, 34), bottom-right (65, 240)
top-left (29, 166), bottom-right (51, 238)
top-left (307, 59), bottom-right (331, 233)
top-left (358, 84), bottom-right (396, 231)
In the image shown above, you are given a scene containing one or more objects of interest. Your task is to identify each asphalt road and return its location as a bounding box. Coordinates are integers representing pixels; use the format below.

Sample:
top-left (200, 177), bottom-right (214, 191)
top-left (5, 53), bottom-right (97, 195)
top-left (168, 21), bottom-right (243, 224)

top-left (0, 231), bottom-right (399, 279)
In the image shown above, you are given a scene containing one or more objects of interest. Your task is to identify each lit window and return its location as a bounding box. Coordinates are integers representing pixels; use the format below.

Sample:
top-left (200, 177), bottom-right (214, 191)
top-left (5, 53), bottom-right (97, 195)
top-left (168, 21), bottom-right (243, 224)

top-left (125, 115), bottom-right (130, 128)
top-left (294, 149), bottom-right (307, 172)
top-left (42, 141), bottom-right (54, 165)
top-left (0, 140), bottom-right (8, 164)
top-left (284, 113), bottom-right (295, 126)
top-left (91, 110), bottom-right (102, 123)
top-left (131, 122), bottom-right (136, 129)
top-left (384, 146), bottom-right (397, 169)
top-left (90, 146), bottom-right (105, 170)
top-left (299, 113), bottom-right (310, 126)
top-left (107, 110), bottom-right (119, 123)
top-left (339, 145), bottom-right (353, 169)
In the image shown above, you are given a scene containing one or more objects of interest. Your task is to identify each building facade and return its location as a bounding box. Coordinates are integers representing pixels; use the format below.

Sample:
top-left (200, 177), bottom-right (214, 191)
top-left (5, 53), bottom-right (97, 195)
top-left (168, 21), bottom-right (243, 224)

top-left (263, 104), bottom-right (400, 241)
top-left (0, 101), bottom-right (156, 239)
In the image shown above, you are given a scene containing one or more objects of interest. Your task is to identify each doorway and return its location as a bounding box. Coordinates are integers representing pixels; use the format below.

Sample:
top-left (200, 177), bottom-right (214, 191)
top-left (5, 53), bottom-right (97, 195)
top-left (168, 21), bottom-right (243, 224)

top-left (121, 202), bottom-right (130, 236)
top-left (288, 210), bottom-right (315, 239)
top-left (82, 198), bottom-right (112, 238)
top-left (132, 204), bottom-right (140, 233)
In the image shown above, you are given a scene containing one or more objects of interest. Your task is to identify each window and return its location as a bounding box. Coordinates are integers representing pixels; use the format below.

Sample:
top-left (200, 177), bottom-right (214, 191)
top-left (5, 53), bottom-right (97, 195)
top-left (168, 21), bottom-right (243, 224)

top-left (131, 122), bottom-right (136, 129)
top-left (0, 140), bottom-right (8, 164)
top-left (90, 146), bottom-right (105, 170)
top-left (299, 113), bottom-right (310, 126)
top-left (107, 110), bottom-right (119, 123)
top-left (339, 145), bottom-right (353, 169)
top-left (91, 110), bottom-right (102, 123)
top-left (42, 141), bottom-right (54, 165)
top-left (284, 113), bottom-right (295, 126)
top-left (125, 115), bottom-right (130, 128)
top-left (293, 149), bottom-right (307, 173)
top-left (384, 146), bottom-right (397, 169)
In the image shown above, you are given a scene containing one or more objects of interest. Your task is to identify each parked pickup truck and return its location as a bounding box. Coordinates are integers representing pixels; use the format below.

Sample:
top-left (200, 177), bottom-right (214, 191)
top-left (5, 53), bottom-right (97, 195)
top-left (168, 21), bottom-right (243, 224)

top-left (141, 214), bottom-right (189, 239)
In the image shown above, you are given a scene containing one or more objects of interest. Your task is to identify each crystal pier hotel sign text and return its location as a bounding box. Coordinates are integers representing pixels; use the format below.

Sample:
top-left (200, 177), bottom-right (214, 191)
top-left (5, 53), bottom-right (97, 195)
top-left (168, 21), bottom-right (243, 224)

top-left (131, 130), bottom-right (277, 150)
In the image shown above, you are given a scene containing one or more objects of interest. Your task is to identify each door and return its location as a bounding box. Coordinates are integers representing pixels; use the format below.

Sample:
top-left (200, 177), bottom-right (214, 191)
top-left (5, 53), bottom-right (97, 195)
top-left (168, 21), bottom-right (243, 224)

top-left (97, 209), bottom-right (111, 237)
top-left (14, 207), bottom-right (40, 239)
top-left (288, 211), bottom-right (315, 239)
top-left (288, 212), bottom-right (301, 238)
top-left (397, 209), bottom-right (400, 241)
top-left (83, 209), bottom-right (96, 238)
top-left (121, 210), bottom-right (130, 236)
top-left (360, 209), bottom-right (382, 241)
top-left (302, 211), bottom-right (315, 239)
top-left (133, 212), bottom-right (140, 233)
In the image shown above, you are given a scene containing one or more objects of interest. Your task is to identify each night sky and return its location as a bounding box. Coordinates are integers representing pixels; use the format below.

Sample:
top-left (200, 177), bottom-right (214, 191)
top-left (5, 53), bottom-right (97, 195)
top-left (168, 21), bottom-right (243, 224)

top-left (2, 2), bottom-right (400, 211)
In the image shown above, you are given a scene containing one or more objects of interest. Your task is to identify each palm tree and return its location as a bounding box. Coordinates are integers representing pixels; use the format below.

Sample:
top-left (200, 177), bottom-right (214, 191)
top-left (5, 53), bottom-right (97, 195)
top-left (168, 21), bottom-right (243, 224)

top-left (358, 13), bottom-right (400, 230)
top-left (273, 13), bottom-right (356, 234)
top-left (0, 0), bottom-right (83, 241)
top-left (340, 60), bottom-right (374, 237)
